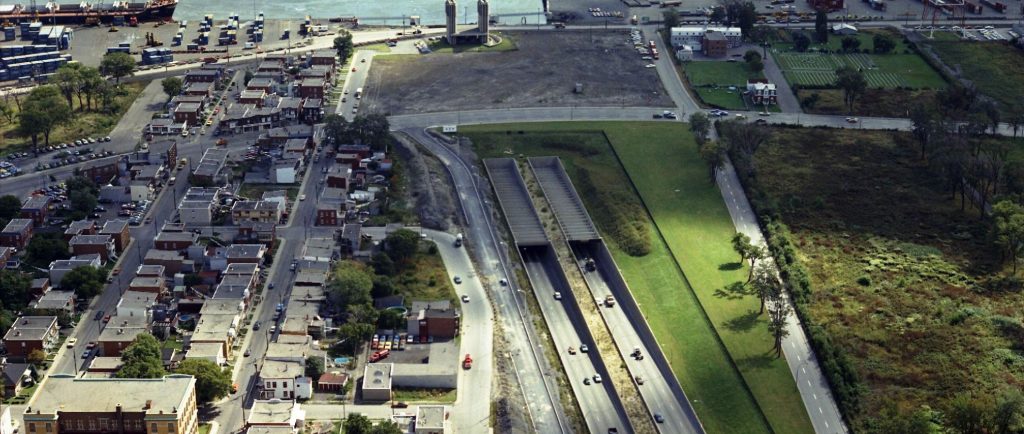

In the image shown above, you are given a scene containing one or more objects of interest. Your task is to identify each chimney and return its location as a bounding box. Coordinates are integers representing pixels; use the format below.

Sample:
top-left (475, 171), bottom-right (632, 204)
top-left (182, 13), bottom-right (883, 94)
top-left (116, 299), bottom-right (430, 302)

top-left (144, 400), bottom-right (152, 410)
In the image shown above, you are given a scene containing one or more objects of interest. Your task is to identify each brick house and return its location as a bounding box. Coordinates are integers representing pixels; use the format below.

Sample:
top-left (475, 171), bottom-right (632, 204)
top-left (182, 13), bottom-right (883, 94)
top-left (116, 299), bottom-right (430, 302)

top-left (298, 78), bottom-right (326, 99)
top-left (154, 231), bottom-right (198, 251)
top-left (239, 90), bottom-right (266, 107)
top-left (0, 219), bottom-right (34, 249)
top-left (69, 234), bottom-right (116, 263)
top-left (309, 50), bottom-right (336, 66)
top-left (184, 81), bottom-right (214, 97)
top-left (174, 102), bottom-right (203, 125)
top-left (2, 316), bottom-right (59, 359)
top-left (20, 196), bottom-right (50, 226)
top-left (100, 220), bottom-right (131, 253)
top-left (63, 220), bottom-right (97, 242)
top-left (237, 221), bottom-right (276, 245)
top-left (300, 98), bottom-right (323, 124)
top-left (226, 244), bottom-right (267, 265)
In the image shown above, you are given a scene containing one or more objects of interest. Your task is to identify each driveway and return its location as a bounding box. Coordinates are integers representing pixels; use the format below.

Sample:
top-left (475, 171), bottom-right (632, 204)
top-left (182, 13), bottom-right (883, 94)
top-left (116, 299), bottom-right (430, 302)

top-left (761, 50), bottom-right (802, 113)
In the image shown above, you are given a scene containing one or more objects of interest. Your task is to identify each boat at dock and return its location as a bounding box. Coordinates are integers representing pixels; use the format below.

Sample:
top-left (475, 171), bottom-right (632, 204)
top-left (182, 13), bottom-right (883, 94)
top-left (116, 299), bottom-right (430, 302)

top-left (0, 0), bottom-right (177, 24)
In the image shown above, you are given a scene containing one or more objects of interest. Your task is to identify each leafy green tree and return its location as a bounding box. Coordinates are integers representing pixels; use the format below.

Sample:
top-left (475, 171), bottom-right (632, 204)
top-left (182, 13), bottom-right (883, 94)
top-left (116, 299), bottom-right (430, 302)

top-left (336, 322), bottom-right (375, 354)
top-left (792, 32), bottom-right (811, 52)
top-left (814, 10), bottom-right (829, 43)
top-left (348, 113), bottom-right (392, 151)
top-left (835, 66), bottom-right (867, 114)
top-left (368, 421), bottom-right (404, 434)
top-left (25, 235), bottom-right (70, 267)
top-left (370, 252), bottom-right (396, 275)
top-left (329, 260), bottom-right (373, 308)
top-left (994, 200), bottom-right (1024, 274)
top-left (384, 229), bottom-right (420, 265)
top-left (747, 58), bottom-right (764, 74)
top-left (746, 245), bottom-right (765, 282)
top-left (27, 349), bottom-right (46, 365)
top-left (174, 359), bottom-right (231, 402)
top-left (52, 63), bottom-right (83, 108)
top-left (0, 270), bottom-right (30, 311)
top-left (19, 85), bottom-right (72, 150)
top-left (742, 50), bottom-right (761, 63)
top-left (765, 280), bottom-right (789, 358)
top-left (68, 189), bottom-right (98, 218)
top-left (872, 33), bottom-right (896, 54)
top-left (688, 112), bottom-right (711, 146)
top-left (346, 303), bottom-right (379, 325)
top-left (662, 8), bottom-right (680, 35)
top-left (343, 414), bottom-right (372, 434)
top-left (79, 67), bottom-right (104, 111)
top-left (377, 308), bottom-right (405, 330)
top-left (99, 52), bottom-right (136, 84)
top-left (994, 390), bottom-right (1024, 434)
top-left (840, 36), bottom-right (861, 53)
top-left (305, 356), bottom-right (325, 380)
top-left (750, 263), bottom-right (778, 314)
top-left (801, 93), bottom-right (820, 110)
top-left (698, 140), bottom-right (726, 182)
top-left (722, 0), bottom-right (757, 36)
top-left (0, 195), bottom-right (21, 220)
top-left (946, 393), bottom-right (996, 434)
top-left (117, 333), bottom-right (166, 378)
top-left (65, 176), bottom-right (99, 196)
top-left (323, 114), bottom-right (349, 146)
top-left (333, 31), bottom-right (354, 62)
top-left (371, 275), bottom-right (397, 298)
top-left (731, 232), bottom-right (753, 263)
top-left (874, 404), bottom-right (940, 434)
top-left (161, 77), bottom-right (183, 100)
top-left (60, 266), bottom-right (106, 298)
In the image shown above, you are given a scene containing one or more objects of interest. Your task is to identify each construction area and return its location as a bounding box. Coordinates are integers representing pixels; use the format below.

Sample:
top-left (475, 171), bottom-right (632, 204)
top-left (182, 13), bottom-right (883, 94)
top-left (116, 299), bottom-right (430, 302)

top-left (361, 30), bottom-right (672, 115)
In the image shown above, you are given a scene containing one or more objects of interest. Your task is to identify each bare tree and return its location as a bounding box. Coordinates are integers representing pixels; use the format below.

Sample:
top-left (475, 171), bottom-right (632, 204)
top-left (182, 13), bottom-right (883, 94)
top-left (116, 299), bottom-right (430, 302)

top-left (766, 283), bottom-right (790, 358)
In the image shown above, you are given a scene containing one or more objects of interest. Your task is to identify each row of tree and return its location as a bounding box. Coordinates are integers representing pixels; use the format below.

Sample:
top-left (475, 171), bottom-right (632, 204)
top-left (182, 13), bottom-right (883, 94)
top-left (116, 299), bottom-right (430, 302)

top-left (116, 333), bottom-right (232, 403)
top-left (323, 113), bottom-right (392, 151)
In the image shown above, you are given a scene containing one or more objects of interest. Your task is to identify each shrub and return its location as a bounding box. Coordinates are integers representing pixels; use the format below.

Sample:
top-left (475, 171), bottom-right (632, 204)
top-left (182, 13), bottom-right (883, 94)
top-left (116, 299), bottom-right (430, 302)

top-left (575, 167), bottom-right (651, 256)
top-left (857, 276), bottom-right (871, 286)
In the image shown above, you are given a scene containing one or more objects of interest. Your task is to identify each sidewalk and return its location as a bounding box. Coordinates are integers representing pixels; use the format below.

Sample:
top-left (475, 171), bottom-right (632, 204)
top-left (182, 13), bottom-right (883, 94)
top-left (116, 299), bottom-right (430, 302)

top-left (715, 159), bottom-right (847, 434)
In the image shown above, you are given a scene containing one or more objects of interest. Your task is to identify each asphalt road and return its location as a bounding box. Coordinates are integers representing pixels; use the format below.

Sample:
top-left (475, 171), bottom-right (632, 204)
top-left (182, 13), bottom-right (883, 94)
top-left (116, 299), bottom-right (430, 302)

top-left (520, 248), bottom-right (633, 434)
top-left (336, 50), bottom-right (375, 120)
top-left (403, 127), bottom-right (571, 433)
top-left (572, 245), bottom-right (703, 434)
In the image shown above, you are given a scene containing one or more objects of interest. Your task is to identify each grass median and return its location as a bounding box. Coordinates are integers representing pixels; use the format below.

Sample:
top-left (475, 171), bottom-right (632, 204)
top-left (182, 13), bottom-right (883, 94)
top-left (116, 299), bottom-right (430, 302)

top-left (461, 122), bottom-right (775, 434)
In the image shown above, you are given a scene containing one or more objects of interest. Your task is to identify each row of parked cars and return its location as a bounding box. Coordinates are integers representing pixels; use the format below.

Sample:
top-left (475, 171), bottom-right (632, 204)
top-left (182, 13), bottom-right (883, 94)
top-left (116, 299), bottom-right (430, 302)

top-left (38, 149), bottom-right (116, 171)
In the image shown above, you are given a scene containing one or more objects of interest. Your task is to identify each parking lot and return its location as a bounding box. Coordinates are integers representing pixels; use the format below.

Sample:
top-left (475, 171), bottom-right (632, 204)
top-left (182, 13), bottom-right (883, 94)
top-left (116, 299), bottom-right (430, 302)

top-left (361, 30), bottom-right (672, 115)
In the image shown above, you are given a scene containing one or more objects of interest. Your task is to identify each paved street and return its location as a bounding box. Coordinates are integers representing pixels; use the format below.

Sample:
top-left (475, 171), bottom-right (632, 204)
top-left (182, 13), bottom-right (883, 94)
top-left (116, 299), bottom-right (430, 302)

top-left (336, 50), bottom-right (375, 120)
top-left (403, 127), bottom-right (571, 433)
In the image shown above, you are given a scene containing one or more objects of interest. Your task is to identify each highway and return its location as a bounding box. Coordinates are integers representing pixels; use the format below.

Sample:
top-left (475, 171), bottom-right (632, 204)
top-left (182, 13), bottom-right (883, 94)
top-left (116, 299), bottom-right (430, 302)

top-left (572, 244), bottom-right (703, 434)
top-left (520, 247), bottom-right (633, 434)
top-left (402, 127), bottom-right (571, 433)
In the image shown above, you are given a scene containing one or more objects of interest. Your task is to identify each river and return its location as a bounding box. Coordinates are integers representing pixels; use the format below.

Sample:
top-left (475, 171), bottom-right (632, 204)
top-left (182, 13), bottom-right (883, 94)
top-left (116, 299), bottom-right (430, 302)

top-left (173, 0), bottom-right (547, 26)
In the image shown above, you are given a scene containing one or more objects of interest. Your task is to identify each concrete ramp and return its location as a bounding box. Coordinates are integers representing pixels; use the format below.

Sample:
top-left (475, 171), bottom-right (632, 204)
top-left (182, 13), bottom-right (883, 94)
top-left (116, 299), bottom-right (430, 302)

top-left (528, 157), bottom-right (601, 242)
top-left (483, 158), bottom-right (549, 246)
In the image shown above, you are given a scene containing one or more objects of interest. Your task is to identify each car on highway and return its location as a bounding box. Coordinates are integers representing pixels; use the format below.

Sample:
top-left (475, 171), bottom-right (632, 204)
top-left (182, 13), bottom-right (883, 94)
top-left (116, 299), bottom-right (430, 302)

top-left (94, 310), bottom-right (104, 321)
top-left (580, 344), bottom-right (589, 353)
top-left (299, 194), bottom-right (306, 201)
top-left (583, 378), bottom-right (591, 385)
top-left (553, 292), bottom-right (562, 300)
top-left (499, 278), bottom-right (508, 286)
top-left (66, 337), bottom-right (77, 348)
top-left (654, 414), bottom-right (665, 423)
top-left (253, 322), bottom-right (261, 330)
top-left (846, 117), bottom-right (859, 123)
top-left (652, 113), bottom-right (662, 119)
top-left (635, 375), bottom-right (644, 385)
top-left (568, 346), bottom-right (576, 355)
top-left (593, 374), bottom-right (602, 383)
top-left (461, 295), bottom-right (470, 303)
top-left (81, 349), bottom-right (92, 359)
top-left (244, 349), bottom-right (251, 357)
top-left (453, 276), bottom-right (462, 284)
top-left (86, 341), bottom-right (96, 350)
top-left (269, 283), bottom-right (275, 289)
top-left (103, 315), bottom-right (111, 323)
top-left (351, 67), bottom-right (357, 72)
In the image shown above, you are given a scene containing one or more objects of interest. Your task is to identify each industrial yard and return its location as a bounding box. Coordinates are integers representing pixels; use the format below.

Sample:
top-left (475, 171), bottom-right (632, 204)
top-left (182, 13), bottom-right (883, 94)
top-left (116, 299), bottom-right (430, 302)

top-left (361, 30), bottom-right (672, 115)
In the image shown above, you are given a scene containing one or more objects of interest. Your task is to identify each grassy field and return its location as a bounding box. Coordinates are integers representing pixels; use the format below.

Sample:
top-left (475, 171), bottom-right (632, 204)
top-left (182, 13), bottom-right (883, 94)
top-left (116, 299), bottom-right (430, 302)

top-left (0, 82), bottom-right (147, 156)
top-left (462, 122), bottom-right (802, 434)
top-left (238, 184), bottom-right (300, 202)
top-left (773, 29), bottom-right (945, 89)
top-left (426, 32), bottom-right (517, 54)
top-left (397, 242), bottom-right (458, 306)
top-left (392, 387), bottom-right (457, 403)
top-left (924, 39), bottom-right (1024, 114)
top-left (684, 61), bottom-right (765, 110)
top-left (743, 127), bottom-right (1024, 430)
top-left (797, 88), bottom-right (937, 117)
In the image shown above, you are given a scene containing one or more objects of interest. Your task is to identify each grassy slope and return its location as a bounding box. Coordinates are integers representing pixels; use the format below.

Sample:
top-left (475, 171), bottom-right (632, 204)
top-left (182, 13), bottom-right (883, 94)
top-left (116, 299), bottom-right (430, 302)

top-left (604, 123), bottom-right (814, 434)
top-left (926, 40), bottom-right (1024, 113)
top-left (462, 122), bottom-right (779, 434)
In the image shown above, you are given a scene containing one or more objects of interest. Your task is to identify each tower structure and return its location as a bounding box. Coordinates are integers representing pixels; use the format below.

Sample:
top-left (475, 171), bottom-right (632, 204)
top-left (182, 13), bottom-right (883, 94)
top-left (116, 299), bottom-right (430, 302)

top-left (445, 0), bottom-right (458, 45)
top-left (477, 0), bottom-right (490, 35)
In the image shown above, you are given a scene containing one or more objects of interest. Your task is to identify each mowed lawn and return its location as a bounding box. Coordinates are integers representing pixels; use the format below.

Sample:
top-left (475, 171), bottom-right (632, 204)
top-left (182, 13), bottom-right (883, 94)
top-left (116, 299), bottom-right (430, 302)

top-left (604, 123), bottom-right (815, 434)
top-left (684, 61), bottom-right (765, 110)
top-left (461, 122), bottom-right (770, 434)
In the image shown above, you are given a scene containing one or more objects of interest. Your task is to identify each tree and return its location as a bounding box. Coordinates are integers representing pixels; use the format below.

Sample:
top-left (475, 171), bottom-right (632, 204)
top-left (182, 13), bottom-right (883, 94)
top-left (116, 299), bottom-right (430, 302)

top-left (873, 33), bottom-right (896, 54)
top-left (65, 176), bottom-right (99, 197)
top-left (79, 67), bottom-right (104, 111)
top-left (747, 58), bottom-right (764, 74)
top-left (835, 66), bottom-right (867, 114)
top-left (377, 308), bottom-right (405, 329)
top-left (368, 421), bottom-right (404, 434)
top-left (343, 414), bottom-right (373, 434)
top-left (698, 140), bottom-right (726, 182)
top-left (25, 235), bottom-right (70, 267)
top-left (27, 349), bottom-right (46, 365)
top-left (371, 275), bottom-right (397, 298)
top-left (19, 85), bottom-right (72, 151)
top-left (349, 113), bottom-right (392, 151)
top-left (384, 229), bottom-right (420, 265)
top-left (993, 390), bottom-right (1024, 434)
top-left (0, 270), bottom-right (30, 311)
top-left (689, 112), bottom-right (711, 146)
top-left (370, 252), bottom-right (396, 275)
top-left (305, 356), bottom-right (326, 380)
top-left (117, 333), bottom-right (166, 378)
top-left (60, 266), bottom-right (106, 298)
top-left (718, 119), bottom-right (771, 160)
top-left (99, 52), bottom-right (136, 84)
top-left (743, 49), bottom-right (762, 63)
top-left (801, 92), bottom-right (820, 109)
top-left (323, 114), bottom-right (349, 145)
top-left (746, 245), bottom-right (765, 282)
top-left (765, 281), bottom-right (790, 358)
top-left (161, 77), bottom-right (183, 101)
top-left (910, 103), bottom-right (936, 159)
top-left (329, 260), bottom-right (374, 308)
top-left (749, 263), bottom-right (778, 314)
top-left (662, 8), bottom-right (680, 34)
top-left (946, 393), bottom-right (996, 434)
top-left (333, 30), bottom-right (354, 62)
top-left (52, 63), bottom-right (83, 108)
top-left (732, 232), bottom-right (753, 263)
top-left (874, 404), bottom-right (939, 434)
top-left (68, 189), bottom-right (98, 218)
top-left (721, 0), bottom-right (757, 36)
top-left (993, 200), bottom-right (1024, 274)
top-left (346, 303), bottom-right (379, 325)
top-left (0, 195), bottom-right (21, 220)
top-left (840, 36), bottom-right (861, 53)
top-left (793, 32), bottom-right (811, 52)
top-left (174, 359), bottom-right (231, 402)
top-left (814, 10), bottom-right (829, 43)
top-left (335, 322), bottom-right (375, 354)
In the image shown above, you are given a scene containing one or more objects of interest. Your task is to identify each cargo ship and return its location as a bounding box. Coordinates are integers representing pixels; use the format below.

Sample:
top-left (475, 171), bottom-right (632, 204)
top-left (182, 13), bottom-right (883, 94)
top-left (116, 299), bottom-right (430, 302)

top-left (0, 0), bottom-right (177, 24)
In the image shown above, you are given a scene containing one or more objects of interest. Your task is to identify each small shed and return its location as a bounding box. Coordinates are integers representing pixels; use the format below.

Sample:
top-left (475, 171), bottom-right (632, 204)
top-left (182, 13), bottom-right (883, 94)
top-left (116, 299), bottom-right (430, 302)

top-left (318, 372), bottom-right (349, 393)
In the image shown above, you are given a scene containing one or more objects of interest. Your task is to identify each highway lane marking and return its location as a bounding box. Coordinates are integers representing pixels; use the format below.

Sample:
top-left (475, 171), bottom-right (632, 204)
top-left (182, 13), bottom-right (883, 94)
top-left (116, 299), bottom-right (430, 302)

top-left (807, 380), bottom-right (812, 387)
top-left (802, 367), bottom-right (806, 374)
top-left (813, 393), bottom-right (817, 400)
top-left (819, 407), bottom-right (823, 414)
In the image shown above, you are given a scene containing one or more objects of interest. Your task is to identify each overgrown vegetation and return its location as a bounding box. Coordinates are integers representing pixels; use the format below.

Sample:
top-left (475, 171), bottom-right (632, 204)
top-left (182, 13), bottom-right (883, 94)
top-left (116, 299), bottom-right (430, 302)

top-left (924, 38), bottom-right (1024, 116)
top-left (729, 125), bottom-right (1024, 431)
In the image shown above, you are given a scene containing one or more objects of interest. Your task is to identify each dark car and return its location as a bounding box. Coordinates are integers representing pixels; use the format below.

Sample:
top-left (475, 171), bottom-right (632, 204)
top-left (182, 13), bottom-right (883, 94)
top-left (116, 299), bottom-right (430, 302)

top-left (654, 414), bottom-right (665, 423)
top-left (94, 310), bottom-right (104, 321)
top-left (81, 349), bottom-right (92, 359)
top-left (253, 322), bottom-right (261, 331)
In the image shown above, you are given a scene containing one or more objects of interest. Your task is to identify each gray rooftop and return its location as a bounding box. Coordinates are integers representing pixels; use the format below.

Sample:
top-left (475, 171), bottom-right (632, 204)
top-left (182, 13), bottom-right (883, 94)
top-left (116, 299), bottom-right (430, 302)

top-left (69, 234), bottom-right (111, 246)
top-left (25, 375), bottom-right (195, 416)
top-left (483, 159), bottom-right (548, 246)
top-left (2, 218), bottom-right (32, 233)
top-left (416, 405), bottom-right (447, 430)
top-left (528, 157), bottom-right (601, 242)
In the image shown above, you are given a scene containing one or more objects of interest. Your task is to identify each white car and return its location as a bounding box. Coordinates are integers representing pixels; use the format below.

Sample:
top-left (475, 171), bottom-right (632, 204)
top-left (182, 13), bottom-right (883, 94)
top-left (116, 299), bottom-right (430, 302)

top-left (845, 117), bottom-right (859, 123)
top-left (66, 337), bottom-right (78, 348)
top-left (554, 292), bottom-right (562, 300)
top-left (299, 194), bottom-right (306, 201)
top-left (645, 64), bottom-right (656, 68)
top-left (461, 295), bottom-right (470, 303)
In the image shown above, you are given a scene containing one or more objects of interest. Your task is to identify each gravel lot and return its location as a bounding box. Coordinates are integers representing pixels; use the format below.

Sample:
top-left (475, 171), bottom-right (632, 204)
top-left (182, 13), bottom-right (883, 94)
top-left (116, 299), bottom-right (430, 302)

top-left (361, 30), bottom-right (672, 115)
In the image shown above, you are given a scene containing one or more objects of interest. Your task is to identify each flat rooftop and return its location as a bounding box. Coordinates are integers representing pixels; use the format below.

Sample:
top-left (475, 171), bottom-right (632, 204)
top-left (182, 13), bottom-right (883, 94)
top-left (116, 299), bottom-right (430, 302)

top-left (25, 375), bottom-right (194, 415)
top-left (416, 405), bottom-right (447, 430)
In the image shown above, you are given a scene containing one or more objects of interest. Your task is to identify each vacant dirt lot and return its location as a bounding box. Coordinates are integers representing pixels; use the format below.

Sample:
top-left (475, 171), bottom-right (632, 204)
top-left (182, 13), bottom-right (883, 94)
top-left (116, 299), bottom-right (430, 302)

top-left (362, 30), bottom-right (672, 114)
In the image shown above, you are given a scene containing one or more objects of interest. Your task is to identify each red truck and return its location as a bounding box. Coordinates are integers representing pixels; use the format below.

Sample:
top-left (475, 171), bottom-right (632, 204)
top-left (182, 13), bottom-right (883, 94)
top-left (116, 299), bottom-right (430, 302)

top-left (369, 349), bottom-right (390, 363)
top-left (462, 354), bottom-right (473, 369)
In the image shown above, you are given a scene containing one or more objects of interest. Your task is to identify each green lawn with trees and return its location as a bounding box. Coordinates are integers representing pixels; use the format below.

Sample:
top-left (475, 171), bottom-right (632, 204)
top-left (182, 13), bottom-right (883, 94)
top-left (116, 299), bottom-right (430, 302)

top-left (461, 122), bottom-right (786, 434)
top-left (0, 61), bottom-right (144, 155)
top-left (683, 60), bottom-right (767, 110)
top-left (924, 38), bottom-right (1024, 117)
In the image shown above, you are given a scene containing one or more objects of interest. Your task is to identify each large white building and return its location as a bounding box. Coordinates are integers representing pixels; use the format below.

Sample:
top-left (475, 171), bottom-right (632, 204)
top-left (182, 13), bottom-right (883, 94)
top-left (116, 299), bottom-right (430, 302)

top-left (670, 26), bottom-right (742, 50)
